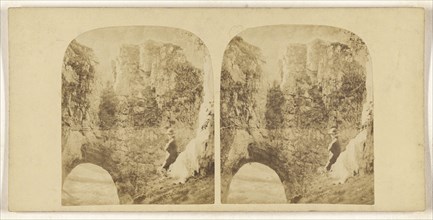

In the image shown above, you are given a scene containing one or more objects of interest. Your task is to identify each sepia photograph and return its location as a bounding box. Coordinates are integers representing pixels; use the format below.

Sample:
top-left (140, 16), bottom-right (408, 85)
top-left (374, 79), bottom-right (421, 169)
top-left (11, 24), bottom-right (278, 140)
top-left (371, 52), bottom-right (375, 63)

top-left (61, 26), bottom-right (214, 205)
top-left (221, 25), bottom-right (374, 204)
top-left (6, 7), bottom-right (427, 213)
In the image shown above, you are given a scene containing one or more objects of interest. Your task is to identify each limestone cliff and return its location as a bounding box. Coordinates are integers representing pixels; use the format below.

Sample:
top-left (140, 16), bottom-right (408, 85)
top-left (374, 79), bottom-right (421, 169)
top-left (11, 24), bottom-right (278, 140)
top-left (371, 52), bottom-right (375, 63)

top-left (277, 38), bottom-right (368, 129)
top-left (112, 41), bottom-right (203, 131)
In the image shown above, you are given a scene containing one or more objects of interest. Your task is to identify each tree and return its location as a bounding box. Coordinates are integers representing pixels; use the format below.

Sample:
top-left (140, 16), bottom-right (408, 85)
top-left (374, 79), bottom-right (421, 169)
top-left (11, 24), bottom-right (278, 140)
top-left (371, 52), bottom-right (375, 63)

top-left (129, 86), bottom-right (161, 127)
top-left (265, 85), bottom-right (285, 129)
top-left (99, 83), bottom-right (119, 130)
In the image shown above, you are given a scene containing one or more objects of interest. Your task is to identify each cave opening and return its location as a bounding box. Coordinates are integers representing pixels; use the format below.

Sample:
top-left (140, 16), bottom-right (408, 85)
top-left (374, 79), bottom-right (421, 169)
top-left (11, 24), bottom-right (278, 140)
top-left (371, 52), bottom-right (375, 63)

top-left (227, 162), bottom-right (287, 204)
top-left (62, 163), bottom-right (120, 206)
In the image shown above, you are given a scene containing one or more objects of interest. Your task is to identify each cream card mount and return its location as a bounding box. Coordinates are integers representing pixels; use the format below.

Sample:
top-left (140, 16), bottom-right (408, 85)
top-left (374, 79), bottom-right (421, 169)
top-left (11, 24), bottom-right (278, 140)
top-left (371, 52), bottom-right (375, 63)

top-left (7, 8), bottom-right (426, 211)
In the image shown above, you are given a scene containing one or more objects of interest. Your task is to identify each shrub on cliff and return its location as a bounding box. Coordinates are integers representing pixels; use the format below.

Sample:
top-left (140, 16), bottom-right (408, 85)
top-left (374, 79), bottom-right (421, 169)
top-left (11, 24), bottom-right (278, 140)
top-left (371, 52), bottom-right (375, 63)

top-left (98, 84), bottom-right (119, 130)
top-left (265, 85), bottom-right (285, 129)
top-left (62, 40), bottom-right (98, 129)
top-left (220, 36), bottom-right (264, 131)
top-left (128, 86), bottom-right (161, 128)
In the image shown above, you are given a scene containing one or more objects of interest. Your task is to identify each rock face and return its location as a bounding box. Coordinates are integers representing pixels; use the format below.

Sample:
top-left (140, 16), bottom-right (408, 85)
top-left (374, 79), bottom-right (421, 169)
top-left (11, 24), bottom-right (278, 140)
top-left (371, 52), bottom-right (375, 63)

top-left (221, 33), bottom-right (372, 203)
top-left (114, 41), bottom-right (189, 98)
top-left (280, 44), bottom-right (307, 94)
top-left (112, 40), bottom-right (204, 131)
top-left (278, 39), bottom-right (368, 129)
top-left (306, 39), bottom-right (328, 73)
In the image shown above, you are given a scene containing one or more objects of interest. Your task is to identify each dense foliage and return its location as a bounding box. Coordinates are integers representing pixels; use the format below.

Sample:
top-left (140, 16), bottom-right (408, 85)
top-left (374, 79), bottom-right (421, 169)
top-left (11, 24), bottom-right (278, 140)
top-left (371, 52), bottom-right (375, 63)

top-left (128, 86), bottom-right (161, 127)
top-left (220, 36), bottom-right (264, 130)
top-left (98, 84), bottom-right (119, 130)
top-left (265, 85), bottom-right (285, 129)
top-left (162, 59), bottom-right (203, 128)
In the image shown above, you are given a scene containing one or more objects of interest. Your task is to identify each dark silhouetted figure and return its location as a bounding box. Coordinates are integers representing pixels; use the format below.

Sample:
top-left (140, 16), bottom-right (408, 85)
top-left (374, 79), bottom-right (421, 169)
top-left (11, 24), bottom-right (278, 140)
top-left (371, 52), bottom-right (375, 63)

top-left (325, 127), bottom-right (341, 171)
top-left (162, 128), bottom-right (179, 171)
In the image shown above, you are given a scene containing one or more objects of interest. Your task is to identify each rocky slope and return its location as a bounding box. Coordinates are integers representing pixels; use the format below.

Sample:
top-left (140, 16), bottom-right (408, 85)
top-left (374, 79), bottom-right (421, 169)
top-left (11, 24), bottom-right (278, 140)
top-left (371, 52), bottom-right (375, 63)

top-left (299, 173), bottom-right (374, 204)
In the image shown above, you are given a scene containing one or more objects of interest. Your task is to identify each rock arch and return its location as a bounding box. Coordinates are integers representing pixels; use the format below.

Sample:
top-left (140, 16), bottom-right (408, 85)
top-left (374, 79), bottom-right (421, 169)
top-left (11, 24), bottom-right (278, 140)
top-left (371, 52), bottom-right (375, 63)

top-left (221, 130), bottom-right (300, 203)
top-left (61, 130), bottom-right (134, 204)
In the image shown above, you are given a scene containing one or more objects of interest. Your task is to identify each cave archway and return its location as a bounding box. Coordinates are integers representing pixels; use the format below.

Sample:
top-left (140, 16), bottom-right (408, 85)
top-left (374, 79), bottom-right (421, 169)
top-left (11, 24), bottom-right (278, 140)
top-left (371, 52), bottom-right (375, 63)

top-left (62, 138), bottom-right (134, 205)
top-left (221, 130), bottom-right (298, 203)
top-left (227, 162), bottom-right (287, 203)
top-left (62, 163), bottom-right (120, 205)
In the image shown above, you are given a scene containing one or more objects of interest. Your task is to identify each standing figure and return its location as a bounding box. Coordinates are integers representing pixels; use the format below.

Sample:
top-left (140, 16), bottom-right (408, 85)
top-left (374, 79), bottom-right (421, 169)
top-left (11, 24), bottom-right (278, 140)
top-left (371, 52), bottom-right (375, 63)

top-left (325, 127), bottom-right (341, 172)
top-left (162, 128), bottom-right (179, 171)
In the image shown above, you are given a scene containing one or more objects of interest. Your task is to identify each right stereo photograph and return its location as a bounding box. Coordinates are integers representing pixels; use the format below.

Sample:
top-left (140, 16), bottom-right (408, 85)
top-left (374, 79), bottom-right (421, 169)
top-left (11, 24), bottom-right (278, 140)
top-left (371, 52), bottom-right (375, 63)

top-left (220, 25), bottom-right (374, 204)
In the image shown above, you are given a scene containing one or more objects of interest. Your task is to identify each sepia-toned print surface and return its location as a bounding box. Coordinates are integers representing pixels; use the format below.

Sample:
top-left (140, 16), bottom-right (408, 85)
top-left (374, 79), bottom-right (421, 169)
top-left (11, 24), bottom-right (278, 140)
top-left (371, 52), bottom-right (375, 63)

top-left (221, 25), bottom-right (374, 204)
top-left (61, 26), bottom-right (214, 205)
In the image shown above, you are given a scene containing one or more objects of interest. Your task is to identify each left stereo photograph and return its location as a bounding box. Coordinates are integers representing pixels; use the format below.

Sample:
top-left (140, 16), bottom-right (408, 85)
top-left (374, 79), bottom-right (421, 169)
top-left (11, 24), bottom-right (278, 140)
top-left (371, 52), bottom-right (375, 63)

top-left (61, 26), bottom-right (215, 205)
